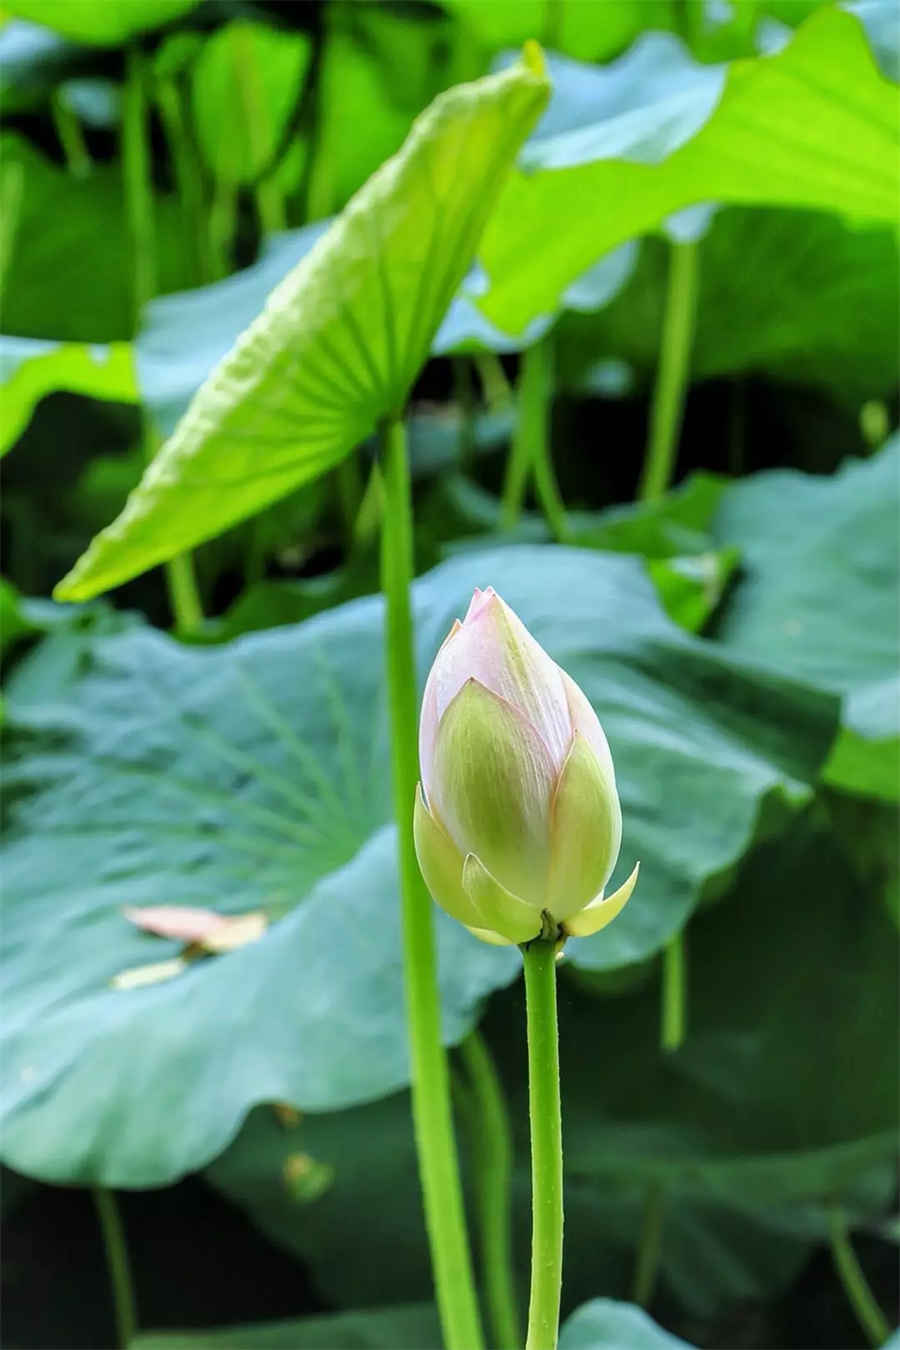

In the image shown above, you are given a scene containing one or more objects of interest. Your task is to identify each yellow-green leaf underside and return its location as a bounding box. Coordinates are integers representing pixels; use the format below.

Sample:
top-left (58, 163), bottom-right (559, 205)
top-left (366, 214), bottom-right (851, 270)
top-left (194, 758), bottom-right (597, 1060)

top-left (479, 7), bottom-right (900, 333)
top-left (55, 53), bottom-right (549, 602)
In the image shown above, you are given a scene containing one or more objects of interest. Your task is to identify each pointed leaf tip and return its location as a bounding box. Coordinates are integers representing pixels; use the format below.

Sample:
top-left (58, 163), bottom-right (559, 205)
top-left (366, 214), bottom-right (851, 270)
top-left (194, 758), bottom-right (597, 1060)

top-left (522, 40), bottom-right (546, 80)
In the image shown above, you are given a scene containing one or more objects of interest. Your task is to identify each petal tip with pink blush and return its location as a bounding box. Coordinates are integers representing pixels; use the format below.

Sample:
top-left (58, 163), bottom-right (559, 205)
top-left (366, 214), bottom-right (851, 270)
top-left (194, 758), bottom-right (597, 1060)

top-left (463, 586), bottom-right (497, 625)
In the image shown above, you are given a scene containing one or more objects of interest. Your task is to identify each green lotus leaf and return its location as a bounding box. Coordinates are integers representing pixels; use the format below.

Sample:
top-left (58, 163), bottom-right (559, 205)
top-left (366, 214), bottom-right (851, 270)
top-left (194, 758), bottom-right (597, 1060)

top-left (2, 546), bottom-right (837, 1184)
top-left (479, 7), bottom-right (900, 333)
top-left (53, 55), bottom-right (550, 602)
top-left (5, 0), bottom-right (200, 43)
top-left (190, 21), bottom-right (312, 187)
top-left (712, 440), bottom-right (900, 799)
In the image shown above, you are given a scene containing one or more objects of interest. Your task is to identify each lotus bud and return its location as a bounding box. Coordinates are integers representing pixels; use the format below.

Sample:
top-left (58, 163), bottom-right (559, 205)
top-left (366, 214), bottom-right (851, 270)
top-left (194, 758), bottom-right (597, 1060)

top-left (414, 587), bottom-right (639, 946)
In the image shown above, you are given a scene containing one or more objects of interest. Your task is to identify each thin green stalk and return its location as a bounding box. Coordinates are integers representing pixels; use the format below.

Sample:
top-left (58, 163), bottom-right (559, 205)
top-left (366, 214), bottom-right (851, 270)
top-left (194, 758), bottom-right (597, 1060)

top-left (522, 937), bottom-right (563, 1350)
top-left (122, 45), bottom-right (156, 326)
top-left (208, 180), bottom-right (238, 280)
top-left (452, 357), bottom-right (477, 473)
top-left (305, 7), bottom-right (337, 224)
top-left (379, 416), bottom-right (484, 1350)
top-left (155, 74), bottom-right (211, 284)
top-left (256, 176), bottom-right (286, 234)
top-left (632, 1182), bottom-right (666, 1307)
top-left (0, 160), bottom-right (25, 288)
top-left (528, 342), bottom-right (571, 543)
top-left (501, 337), bottom-right (569, 540)
top-left (460, 1030), bottom-right (521, 1350)
top-left (335, 454), bottom-right (363, 546)
top-left (165, 551), bottom-right (204, 633)
top-left (475, 352), bottom-right (512, 412)
top-left (828, 1204), bottom-right (891, 1348)
top-left (543, 0), bottom-right (564, 48)
top-left (92, 1187), bottom-right (137, 1349)
top-left (661, 932), bottom-right (686, 1052)
top-left (125, 49), bottom-right (203, 633)
top-left (640, 239), bottom-right (699, 1052)
top-left (638, 239), bottom-right (699, 503)
top-left (51, 88), bottom-right (91, 178)
top-left (142, 425), bottom-right (204, 633)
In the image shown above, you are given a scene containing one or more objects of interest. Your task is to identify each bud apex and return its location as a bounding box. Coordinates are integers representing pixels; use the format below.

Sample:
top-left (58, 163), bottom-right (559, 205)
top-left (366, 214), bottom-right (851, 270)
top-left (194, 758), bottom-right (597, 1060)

top-left (414, 587), bottom-right (637, 945)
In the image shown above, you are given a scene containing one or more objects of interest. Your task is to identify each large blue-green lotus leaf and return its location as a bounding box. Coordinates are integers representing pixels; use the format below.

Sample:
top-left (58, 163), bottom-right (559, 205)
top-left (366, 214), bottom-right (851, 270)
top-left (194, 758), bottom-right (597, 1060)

top-left (2, 547), bottom-right (836, 1185)
top-left (131, 1298), bottom-right (695, 1350)
top-left (711, 441), bottom-right (899, 799)
top-left (132, 1304), bottom-right (442, 1350)
top-left (206, 822), bottom-right (894, 1320)
top-left (558, 1302), bottom-right (695, 1350)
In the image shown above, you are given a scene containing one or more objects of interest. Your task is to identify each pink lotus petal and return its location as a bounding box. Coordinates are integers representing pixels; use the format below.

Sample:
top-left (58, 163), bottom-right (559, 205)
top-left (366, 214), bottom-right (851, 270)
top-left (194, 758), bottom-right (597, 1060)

top-left (463, 586), bottom-right (496, 624)
top-left (428, 590), bottom-right (571, 767)
top-left (560, 670), bottom-right (616, 784)
top-left (123, 905), bottom-right (228, 943)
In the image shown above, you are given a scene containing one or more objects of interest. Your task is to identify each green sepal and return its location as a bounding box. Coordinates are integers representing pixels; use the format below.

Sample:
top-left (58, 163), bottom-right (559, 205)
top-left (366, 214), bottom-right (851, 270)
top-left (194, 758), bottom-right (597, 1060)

top-left (462, 852), bottom-right (542, 945)
top-left (564, 862), bottom-right (640, 939)
top-left (413, 784), bottom-right (481, 930)
top-left (548, 731), bottom-right (622, 921)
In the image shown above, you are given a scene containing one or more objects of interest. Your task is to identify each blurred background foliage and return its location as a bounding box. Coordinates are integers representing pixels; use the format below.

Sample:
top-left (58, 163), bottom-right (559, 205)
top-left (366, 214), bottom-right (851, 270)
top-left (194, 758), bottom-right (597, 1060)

top-left (1, 1), bottom-right (897, 1348)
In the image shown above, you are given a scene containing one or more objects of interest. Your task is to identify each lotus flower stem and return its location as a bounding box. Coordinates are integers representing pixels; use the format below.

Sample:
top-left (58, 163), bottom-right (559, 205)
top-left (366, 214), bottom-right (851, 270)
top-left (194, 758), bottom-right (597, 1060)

top-left (124, 49), bottom-right (204, 635)
top-left (380, 413), bottom-right (484, 1350)
top-left (459, 1030), bottom-right (521, 1349)
top-left (632, 1180), bottom-right (667, 1307)
top-left (638, 237), bottom-right (699, 503)
top-left (476, 352), bottom-right (513, 412)
top-left (156, 75), bottom-right (213, 286)
top-left (522, 937), bottom-right (564, 1350)
top-left (828, 1203), bottom-right (891, 1348)
top-left (141, 425), bottom-right (204, 633)
top-left (501, 337), bottom-right (571, 543)
top-left (660, 931), bottom-right (686, 1051)
top-left (50, 87), bottom-right (91, 179)
top-left (639, 237), bottom-right (700, 1050)
top-left (122, 45), bottom-right (156, 326)
top-left (92, 1187), bottom-right (137, 1350)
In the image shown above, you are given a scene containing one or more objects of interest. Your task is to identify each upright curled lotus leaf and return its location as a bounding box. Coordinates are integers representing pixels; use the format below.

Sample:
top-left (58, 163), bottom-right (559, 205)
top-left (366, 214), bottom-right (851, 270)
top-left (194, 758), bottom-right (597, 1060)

top-left (54, 48), bottom-right (551, 602)
top-left (415, 587), bottom-right (639, 945)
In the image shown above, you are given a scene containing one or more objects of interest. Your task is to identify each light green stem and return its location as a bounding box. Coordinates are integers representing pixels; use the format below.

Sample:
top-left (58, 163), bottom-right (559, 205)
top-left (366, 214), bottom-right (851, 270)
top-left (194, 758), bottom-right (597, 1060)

top-left (155, 74), bottom-right (211, 284)
top-left (501, 338), bottom-right (569, 541)
top-left (641, 239), bottom-right (699, 1052)
top-left (828, 1204), bottom-right (891, 1348)
top-left (208, 181), bottom-right (238, 280)
top-left (335, 454), bottom-right (363, 546)
top-left (122, 46), bottom-right (156, 326)
top-left (125, 50), bottom-right (203, 633)
top-left (256, 176), bottom-right (286, 234)
top-left (92, 1187), bottom-right (137, 1349)
top-left (51, 88), bottom-right (91, 178)
top-left (380, 416), bottom-right (484, 1350)
top-left (632, 1181), bottom-right (666, 1307)
top-left (460, 1030), bottom-right (521, 1350)
top-left (476, 352), bottom-right (513, 412)
top-left (141, 425), bottom-right (204, 633)
top-left (165, 551), bottom-right (204, 633)
top-left (522, 938), bottom-right (564, 1350)
top-left (452, 357), bottom-right (477, 472)
top-left (661, 932), bottom-right (686, 1051)
top-left (638, 239), bottom-right (698, 502)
